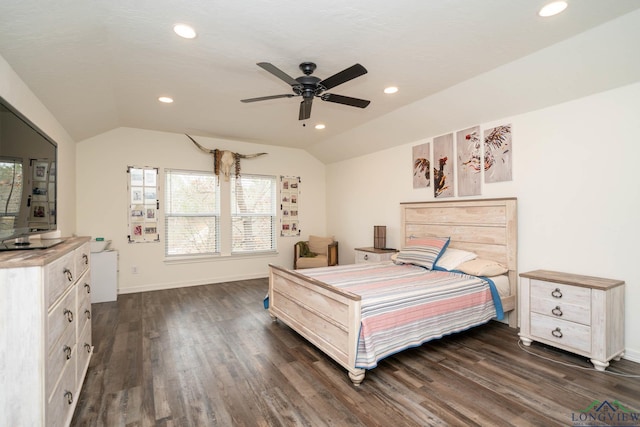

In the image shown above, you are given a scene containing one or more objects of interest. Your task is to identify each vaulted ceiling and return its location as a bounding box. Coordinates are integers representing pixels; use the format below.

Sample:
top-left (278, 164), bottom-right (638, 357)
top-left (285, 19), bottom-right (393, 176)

top-left (1, 1), bottom-right (639, 163)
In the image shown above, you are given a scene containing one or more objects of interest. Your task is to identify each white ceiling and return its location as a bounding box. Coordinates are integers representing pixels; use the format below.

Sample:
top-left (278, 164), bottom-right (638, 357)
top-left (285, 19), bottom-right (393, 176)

top-left (1, 1), bottom-right (639, 163)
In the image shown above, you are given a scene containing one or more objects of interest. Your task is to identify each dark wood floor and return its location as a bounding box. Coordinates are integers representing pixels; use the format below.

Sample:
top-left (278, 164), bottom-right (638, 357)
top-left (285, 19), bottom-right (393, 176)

top-left (71, 278), bottom-right (640, 427)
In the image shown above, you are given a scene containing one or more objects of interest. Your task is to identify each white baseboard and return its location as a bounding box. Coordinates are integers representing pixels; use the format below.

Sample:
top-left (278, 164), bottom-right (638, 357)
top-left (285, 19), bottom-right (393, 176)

top-left (622, 348), bottom-right (640, 364)
top-left (117, 273), bottom-right (268, 295)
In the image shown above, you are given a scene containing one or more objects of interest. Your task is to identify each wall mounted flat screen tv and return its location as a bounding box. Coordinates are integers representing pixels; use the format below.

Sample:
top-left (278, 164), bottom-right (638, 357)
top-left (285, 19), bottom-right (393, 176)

top-left (0, 96), bottom-right (61, 251)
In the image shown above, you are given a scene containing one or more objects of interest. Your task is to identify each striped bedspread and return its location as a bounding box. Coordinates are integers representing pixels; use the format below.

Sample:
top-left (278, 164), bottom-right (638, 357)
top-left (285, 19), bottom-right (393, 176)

top-left (301, 262), bottom-right (503, 369)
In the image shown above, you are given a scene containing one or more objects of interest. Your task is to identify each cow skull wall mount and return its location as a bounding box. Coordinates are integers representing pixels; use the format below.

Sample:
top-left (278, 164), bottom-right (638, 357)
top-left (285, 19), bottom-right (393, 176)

top-left (185, 134), bottom-right (267, 181)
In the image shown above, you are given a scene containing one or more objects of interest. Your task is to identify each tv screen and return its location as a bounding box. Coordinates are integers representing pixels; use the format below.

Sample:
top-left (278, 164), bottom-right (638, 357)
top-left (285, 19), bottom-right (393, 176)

top-left (0, 96), bottom-right (59, 250)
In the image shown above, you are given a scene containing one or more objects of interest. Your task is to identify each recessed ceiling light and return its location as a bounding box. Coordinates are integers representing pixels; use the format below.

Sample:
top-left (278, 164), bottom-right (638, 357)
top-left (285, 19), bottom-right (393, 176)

top-left (539, 1), bottom-right (568, 17)
top-left (384, 86), bottom-right (399, 94)
top-left (158, 96), bottom-right (174, 103)
top-left (315, 124), bottom-right (326, 130)
top-left (173, 24), bottom-right (197, 39)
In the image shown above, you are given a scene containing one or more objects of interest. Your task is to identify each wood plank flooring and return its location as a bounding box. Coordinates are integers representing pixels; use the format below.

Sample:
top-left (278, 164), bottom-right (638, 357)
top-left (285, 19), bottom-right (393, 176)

top-left (72, 278), bottom-right (640, 426)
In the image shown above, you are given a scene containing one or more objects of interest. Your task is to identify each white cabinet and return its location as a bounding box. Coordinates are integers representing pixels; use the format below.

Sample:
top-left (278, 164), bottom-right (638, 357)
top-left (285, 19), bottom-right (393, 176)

top-left (519, 269), bottom-right (624, 371)
top-left (91, 250), bottom-right (118, 303)
top-left (0, 237), bottom-right (93, 426)
top-left (354, 247), bottom-right (397, 264)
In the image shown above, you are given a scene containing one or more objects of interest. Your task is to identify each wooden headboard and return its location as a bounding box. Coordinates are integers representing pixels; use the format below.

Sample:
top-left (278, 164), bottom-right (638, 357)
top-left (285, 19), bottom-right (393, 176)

top-left (400, 198), bottom-right (518, 327)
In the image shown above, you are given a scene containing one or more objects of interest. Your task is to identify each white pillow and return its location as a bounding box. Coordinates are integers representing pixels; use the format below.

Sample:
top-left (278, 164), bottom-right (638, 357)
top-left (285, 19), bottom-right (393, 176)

top-left (436, 248), bottom-right (478, 270)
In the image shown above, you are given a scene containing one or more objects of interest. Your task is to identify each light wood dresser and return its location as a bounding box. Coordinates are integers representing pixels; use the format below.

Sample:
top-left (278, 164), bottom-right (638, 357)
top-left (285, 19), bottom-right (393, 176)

top-left (354, 247), bottom-right (398, 263)
top-left (519, 269), bottom-right (624, 371)
top-left (0, 237), bottom-right (93, 426)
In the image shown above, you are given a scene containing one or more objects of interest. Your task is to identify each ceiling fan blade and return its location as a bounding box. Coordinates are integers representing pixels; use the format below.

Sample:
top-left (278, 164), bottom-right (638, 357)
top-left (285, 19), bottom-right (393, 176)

top-left (321, 93), bottom-right (370, 108)
top-left (319, 64), bottom-right (367, 90)
top-left (241, 94), bottom-right (296, 103)
top-left (299, 98), bottom-right (313, 120)
top-left (257, 62), bottom-right (300, 87)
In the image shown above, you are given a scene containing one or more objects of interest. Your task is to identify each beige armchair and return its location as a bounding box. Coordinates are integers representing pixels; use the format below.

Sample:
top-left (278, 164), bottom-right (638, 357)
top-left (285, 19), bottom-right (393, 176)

top-left (294, 235), bottom-right (339, 269)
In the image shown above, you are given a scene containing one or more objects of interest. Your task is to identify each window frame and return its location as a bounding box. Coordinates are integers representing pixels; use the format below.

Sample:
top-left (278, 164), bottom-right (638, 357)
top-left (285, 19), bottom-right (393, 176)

top-left (230, 173), bottom-right (277, 255)
top-left (164, 168), bottom-right (220, 257)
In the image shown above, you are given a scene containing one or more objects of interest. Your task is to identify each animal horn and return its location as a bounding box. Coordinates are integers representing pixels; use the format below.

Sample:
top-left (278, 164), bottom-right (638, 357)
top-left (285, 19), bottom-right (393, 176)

top-left (185, 134), bottom-right (214, 154)
top-left (237, 153), bottom-right (268, 159)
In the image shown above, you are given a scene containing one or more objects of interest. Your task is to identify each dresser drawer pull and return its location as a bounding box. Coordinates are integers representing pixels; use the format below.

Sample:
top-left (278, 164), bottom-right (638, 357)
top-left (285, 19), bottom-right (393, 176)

top-left (551, 327), bottom-right (563, 338)
top-left (63, 345), bottom-right (72, 360)
top-left (82, 253), bottom-right (89, 265)
top-left (64, 391), bottom-right (73, 405)
top-left (63, 268), bottom-right (73, 282)
top-left (85, 309), bottom-right (92, 320)
top-left (84, 343), bottom-right (92, 353)
top-left (551, 288), bottom-right (562, 298)
top-left (551, 306), bottom-right (563, 317)
top-left (63, 308), bottom-right (74, 323)
top-left (84, 283), bottom-right (91, 294)
top-left (364, 254), bottom-right (369, 260)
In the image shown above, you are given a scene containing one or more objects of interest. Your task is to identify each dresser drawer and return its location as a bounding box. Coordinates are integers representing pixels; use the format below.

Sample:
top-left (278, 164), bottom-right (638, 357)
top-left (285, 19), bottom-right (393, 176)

top-left (77, 273), bottom-right (92, 335)
top-left (74, 243), bottom-right (91, 279)
top-left (47, 355), bottom-right (77, 427)
top-left (45, 251), bottom-right (76, 310)
top-left (47, 286), bottom-right (76, 357)
top-left (46, 329), bottom-right (75, 401)
top-left (530, 312), bottom-right (591, 354)
top-left (77, 321), bottom-right (92, 385)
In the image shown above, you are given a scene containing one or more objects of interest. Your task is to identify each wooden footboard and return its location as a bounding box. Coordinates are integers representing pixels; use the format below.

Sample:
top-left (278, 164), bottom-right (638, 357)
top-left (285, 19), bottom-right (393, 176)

top-left (268, 264), bottom-right (366, 385)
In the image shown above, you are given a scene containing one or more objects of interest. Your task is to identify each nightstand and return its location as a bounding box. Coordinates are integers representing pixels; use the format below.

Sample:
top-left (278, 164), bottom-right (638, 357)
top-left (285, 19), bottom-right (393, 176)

top-left (519, 269), bottom-right (625, 371)
top-left (354, 247), bottom-right (398, 264)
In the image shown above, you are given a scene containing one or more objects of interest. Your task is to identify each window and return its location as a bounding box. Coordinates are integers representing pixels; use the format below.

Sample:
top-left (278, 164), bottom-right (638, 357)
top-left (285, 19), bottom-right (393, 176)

top-left (0, 159), bottom-right (23, 217)
top-left (231, 174), bottom-right (276, 253)
top-left (165, 169), bottom-right (219, 256)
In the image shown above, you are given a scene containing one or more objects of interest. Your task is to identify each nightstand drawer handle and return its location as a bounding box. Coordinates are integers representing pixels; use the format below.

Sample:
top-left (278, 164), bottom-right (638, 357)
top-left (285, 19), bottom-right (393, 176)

top-left (552, 306), bottom-right (563, 317)
top-left (364, 254), bottom-right (368, 260)
top-left (551, 288), bottom-right (562, 298)
top-left (551, 327), bottom-right (563, 338)
top-left (64, 391), bottom-right (73, 405)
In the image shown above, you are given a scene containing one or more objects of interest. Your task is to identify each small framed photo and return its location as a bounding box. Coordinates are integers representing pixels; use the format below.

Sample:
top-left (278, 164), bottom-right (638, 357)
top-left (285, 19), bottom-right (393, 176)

top-left (32, 184), bottom-right (48, 201)
top-left (144, 188), bottom-right (156, 204)
top-left (131, 206), bottom-right (145, 218)
top-left (130, 168), bottom-right (144, 187)
top-left (33, 161), bottom-right (48, 181)
top-left (131, 187), bottom-right (143, 204)
top-left (32, 202), bottom-right (48, 219)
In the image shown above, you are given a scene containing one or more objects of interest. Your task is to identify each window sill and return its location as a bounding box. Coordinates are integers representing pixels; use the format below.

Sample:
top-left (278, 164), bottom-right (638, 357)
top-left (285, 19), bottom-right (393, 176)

top-left (164, 250), bottom-right (278, 264)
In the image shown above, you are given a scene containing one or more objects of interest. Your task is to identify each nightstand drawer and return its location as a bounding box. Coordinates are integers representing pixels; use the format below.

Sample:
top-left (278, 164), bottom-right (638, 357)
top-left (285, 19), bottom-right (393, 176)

top-left (354, 247), bottom-right (396, 264)
top-left (530, 294), bottom-right (591, 325)
top-left (530, 279), bottom-right (591, 309)
top-left (530, 312), bottom-right (591, 354)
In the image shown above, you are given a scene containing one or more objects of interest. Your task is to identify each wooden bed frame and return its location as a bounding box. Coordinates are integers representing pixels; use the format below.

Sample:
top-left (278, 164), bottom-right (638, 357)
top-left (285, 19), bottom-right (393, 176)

top-left (268, 198), bottom-right (517, 386)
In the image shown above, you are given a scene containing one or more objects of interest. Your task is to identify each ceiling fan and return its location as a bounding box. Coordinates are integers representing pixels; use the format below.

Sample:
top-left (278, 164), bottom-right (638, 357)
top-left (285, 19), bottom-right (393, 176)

top-left (241, 62), bottom-right (371, 120)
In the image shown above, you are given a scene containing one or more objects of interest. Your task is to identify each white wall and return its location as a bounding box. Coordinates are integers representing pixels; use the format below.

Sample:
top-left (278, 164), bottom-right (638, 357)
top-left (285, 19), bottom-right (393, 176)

top-left (0, 54), bottom-right (77, 238)
top-left (76, 127), bottom-right (326, 293)
top-left (326, 82), bottom-right (640, 362)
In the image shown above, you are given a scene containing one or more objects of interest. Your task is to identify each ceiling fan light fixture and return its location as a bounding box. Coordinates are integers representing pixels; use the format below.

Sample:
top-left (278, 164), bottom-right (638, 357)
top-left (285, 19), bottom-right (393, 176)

top-left (158, 96), bottom-right (174, 103)
top-left (384, 86), bottom-right (399, 94)
top-left (539, 1), bottom-right (568, 17)
top-left (173, 24), bottom-right (197, 39)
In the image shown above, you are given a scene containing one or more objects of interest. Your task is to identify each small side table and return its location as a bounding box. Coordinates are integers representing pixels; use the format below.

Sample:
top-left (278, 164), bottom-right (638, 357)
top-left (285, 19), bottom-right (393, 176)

top-left (354, 247), bottom-right (398, 264)
top-left (519, 269), bottom-right (625, 371)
